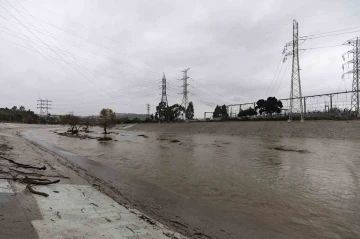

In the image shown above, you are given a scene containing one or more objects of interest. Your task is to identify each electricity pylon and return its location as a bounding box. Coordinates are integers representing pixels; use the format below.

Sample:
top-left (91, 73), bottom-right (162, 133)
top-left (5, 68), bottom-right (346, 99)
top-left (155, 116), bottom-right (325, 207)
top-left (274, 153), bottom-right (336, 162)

top-left (146, 103), bottom-right (150, 118)
top-left (37, 98), bottom-right (52, 124)
top-left (180, 68), bottom-right (190, 119)
top-left (342, 37), bottom-right (359, 116)
top-left (160, 73), bottom-right (168, 106)
top-left (283, 20), bottom-right (304, 122)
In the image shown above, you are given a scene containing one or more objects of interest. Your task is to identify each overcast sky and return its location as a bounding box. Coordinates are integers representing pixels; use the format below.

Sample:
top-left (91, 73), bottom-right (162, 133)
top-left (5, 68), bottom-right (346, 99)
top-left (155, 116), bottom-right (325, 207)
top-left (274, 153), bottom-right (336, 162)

top-left (0, 0), bottom-right (359, 117)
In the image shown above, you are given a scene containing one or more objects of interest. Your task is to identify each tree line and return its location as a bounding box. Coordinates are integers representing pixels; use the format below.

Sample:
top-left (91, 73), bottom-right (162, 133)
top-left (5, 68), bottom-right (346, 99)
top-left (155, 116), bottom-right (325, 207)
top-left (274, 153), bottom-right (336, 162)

top-left (155, 101), bottom-right (195, 122)
top-left (0, 106), bottom-right (43, 123)
top-left (212, 97), bottom-right (283, 118)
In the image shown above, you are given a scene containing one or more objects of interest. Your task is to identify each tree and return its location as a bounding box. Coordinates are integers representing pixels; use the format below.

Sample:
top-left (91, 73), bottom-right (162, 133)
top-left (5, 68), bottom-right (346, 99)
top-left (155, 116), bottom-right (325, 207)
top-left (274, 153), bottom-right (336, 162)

top-left (221, 104), bottom-right (228, 118)
top-left (238, 107), bottom-right (257, 117)
top-left (61, 114), bottom-right (83, 134)
top-left (19, 106), bottom-right (25, 112)
top-left (213, 105), bottom-right (222, 118)
top-left (61, 114), bottom-right (82, 134)
top-left (266, 97), bottom-right (283, 116)
top-left (82, 116), bottom-right (96, 132)
top-left (156, 102), bottom-right (167, 120)
top-left (165, 104), bottom-right (184, 121)
top-left (11, 106), bottom-right (17, 111)
top-left (255, 97), bottom-right (283, 116)
top-left (186, 101), bottom-right (194, 119)
top-left (98, 108), bottom-right (116, 135)
top-left (255, 99), bottom-right (266, 115)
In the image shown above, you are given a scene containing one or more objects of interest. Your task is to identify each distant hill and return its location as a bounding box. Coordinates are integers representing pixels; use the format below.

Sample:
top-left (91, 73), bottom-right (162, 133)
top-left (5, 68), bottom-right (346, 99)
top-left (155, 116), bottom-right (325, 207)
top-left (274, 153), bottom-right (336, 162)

top-left (116, 113), bottom-right (148, 120)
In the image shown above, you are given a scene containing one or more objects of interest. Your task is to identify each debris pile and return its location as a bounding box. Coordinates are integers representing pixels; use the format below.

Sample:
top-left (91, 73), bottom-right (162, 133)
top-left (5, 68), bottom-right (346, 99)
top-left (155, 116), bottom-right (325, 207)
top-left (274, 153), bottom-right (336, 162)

top-left (0, 143), bottom-right (64, 197)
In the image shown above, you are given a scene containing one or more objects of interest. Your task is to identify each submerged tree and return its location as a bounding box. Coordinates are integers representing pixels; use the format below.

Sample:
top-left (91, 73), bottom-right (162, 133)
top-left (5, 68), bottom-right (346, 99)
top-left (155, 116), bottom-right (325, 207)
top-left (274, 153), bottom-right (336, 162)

top-left (186, 101), bottom-right (194, 119)
top-left (98, 108), bottom-right (116, 135)
top-left (82, 116), bottom-right (96, 132)
top-left (61, 114), bottom-right (82, 134)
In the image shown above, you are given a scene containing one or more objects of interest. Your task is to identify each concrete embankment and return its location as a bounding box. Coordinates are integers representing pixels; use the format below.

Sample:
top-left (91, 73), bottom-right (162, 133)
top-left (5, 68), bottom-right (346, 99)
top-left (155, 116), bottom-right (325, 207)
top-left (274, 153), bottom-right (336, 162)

top-left (0, 124), bottom-right (187, 239)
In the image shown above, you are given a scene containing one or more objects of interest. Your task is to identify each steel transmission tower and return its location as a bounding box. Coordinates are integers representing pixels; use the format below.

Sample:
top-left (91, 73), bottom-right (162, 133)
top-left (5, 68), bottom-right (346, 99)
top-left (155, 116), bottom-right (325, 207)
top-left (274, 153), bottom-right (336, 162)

top-left (37, 98), bottom-right (52, 124)
top-left (146, 103), bottom-right (150, 118)
top-left (342, 37), bottom-right (360, 116)
top-left (160, 73), bottom-right (168, 106)
top-left (283, 20), bottom-right (304, 122)
top-left (180, 68), bottom-right (190, 119)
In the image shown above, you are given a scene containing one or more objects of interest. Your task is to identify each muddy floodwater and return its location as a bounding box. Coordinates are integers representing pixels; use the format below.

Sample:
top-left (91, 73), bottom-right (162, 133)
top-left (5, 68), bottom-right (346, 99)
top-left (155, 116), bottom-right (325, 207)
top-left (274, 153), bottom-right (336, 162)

top-left (32, 125), bottom-right (360, 238)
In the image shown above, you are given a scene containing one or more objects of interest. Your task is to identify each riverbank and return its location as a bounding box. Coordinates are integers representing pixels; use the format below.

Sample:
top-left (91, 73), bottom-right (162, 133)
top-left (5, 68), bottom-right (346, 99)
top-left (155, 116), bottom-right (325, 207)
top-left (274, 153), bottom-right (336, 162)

top-left (0, 124), bottom-right (187, 239)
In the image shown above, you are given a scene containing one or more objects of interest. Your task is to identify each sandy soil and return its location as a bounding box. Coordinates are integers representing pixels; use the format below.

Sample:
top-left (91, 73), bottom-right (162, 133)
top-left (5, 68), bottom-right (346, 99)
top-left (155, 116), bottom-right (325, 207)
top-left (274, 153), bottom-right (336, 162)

top-left (125, 120), bottom-right (360, 140)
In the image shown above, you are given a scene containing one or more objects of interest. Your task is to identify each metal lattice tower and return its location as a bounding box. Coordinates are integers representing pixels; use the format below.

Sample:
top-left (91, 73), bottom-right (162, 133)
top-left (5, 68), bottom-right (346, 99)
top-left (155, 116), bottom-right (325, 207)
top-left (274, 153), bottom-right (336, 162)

top-left (180, 68), bottom-right (190, 119)
top-left (342, 37), bottom-right (359, 116)
top-left (160, 73), bottom-right (168, 106)
top-left (283, 20), bottom-right (304, 122)
top-left (37, 98), bottom-right (52, 124)
top-left (146, 103), bottom-right (150, 118)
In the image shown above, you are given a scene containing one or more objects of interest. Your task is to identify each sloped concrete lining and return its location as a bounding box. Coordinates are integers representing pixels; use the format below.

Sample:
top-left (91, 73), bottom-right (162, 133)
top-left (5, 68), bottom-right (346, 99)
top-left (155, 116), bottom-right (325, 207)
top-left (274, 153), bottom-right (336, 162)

top-left (31, 184), bottom-right (186, 239)
top-left (0, 180), bottom-right (13, 193)
top-left (0, 180), bottom-right (38, 239)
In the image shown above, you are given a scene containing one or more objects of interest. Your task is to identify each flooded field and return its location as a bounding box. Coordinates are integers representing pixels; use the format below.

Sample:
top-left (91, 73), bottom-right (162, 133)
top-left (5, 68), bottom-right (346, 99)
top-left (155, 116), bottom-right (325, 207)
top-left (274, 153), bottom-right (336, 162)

top-left (31, 122), bottom-right (360, 238)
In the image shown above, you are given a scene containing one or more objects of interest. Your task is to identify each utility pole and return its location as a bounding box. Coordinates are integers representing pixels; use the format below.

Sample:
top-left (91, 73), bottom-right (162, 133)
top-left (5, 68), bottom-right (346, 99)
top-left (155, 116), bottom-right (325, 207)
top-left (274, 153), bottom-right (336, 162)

top-left (160, 73), bottom-right (168, 106)
top-left (283, 20), bottom-right (304, 122)
top-left (180, 68), bottom-right (190, 120)
top-left (146, 103), bottom-right (150, 119)
top-left (342, 37), bottom-right (359, 116)
top-left (37, 98), bottom-right (52, 124)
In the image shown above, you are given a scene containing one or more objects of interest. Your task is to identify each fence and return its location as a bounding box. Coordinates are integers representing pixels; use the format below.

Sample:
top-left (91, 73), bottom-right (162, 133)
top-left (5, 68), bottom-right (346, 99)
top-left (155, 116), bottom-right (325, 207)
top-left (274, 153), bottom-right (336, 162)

top-left (226, 90), bottom-right (357, 118)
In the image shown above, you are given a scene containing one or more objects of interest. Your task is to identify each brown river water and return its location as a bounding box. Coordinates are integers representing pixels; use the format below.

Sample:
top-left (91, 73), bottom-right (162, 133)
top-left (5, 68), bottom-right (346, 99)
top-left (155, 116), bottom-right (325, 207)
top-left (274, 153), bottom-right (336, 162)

top-left (32, 126), bottom-right (360, 238)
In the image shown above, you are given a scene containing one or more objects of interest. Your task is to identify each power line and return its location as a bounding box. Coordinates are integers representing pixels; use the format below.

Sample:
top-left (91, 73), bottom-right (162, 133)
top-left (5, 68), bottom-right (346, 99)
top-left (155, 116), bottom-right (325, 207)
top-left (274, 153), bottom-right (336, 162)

top-left (7, 0), bottom-right (163, 71)
top-left (273, 59), bottom-right (291, 96)
top-left (303, 44), bottom-right (345, 50)
top-left (300, 26), bottom-right (360, 39)
top-left (0, 11), bottom-right (161, 80)
top-left (0, 2), bottom-right (111, 96)
top-left (300, 29), bottom-right (360, 40)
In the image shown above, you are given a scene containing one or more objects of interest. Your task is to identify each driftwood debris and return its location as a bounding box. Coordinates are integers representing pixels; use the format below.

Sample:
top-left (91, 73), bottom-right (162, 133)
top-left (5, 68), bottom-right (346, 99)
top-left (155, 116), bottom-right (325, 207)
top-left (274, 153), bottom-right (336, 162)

top-left (9, 168), bottom-right (70, 179)
top-left (22, 176), bottom-right (60, 185)
top-left (26, 184), bottom-right (49, 197)
top-left (0, 156), bottom-right (46, 170)
top-left (0, 154), bottom-right (60, 197)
